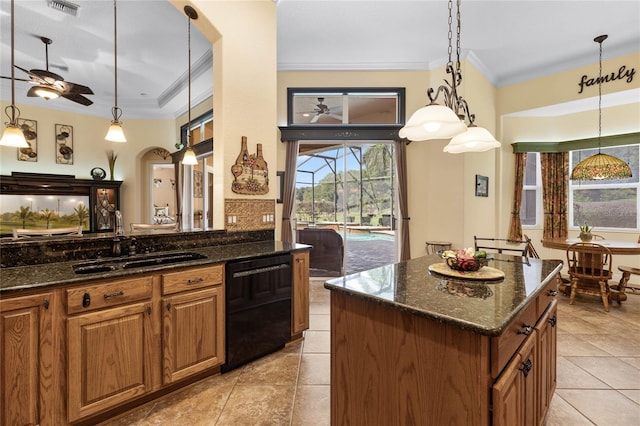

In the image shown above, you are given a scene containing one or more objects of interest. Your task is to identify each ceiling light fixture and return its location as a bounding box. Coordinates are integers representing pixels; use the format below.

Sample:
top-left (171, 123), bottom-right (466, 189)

top-left (105, 0), bottom-right (126, 143)
top-left (570, 35), bottom-right (632, 180)
top-left (33, 85), bottom-right (61, 100)
top-left (181, 5), bottom-right (199, 166)
top-left (399, 0), bottom-right (499, 153)
top-left (0, 0), bottom-right (29, 148)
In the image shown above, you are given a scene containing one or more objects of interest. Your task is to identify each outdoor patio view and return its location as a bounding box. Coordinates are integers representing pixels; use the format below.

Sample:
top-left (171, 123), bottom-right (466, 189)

top-left (296, 143), bottom-right (397, 276)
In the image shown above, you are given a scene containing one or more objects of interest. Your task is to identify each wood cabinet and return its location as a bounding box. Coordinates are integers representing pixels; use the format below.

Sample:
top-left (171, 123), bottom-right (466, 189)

top-left (0, 292), bottom-right (53, 426)
top-left (161, 265), bottom-right (225, 384)
top-left (292, 250), bottom-right (310, 336)
top-left (67, 277), bottom-right (154, 422)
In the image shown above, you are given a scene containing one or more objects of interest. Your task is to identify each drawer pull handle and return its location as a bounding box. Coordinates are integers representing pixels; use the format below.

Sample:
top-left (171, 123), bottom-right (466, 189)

top-left (43, 299), bottom-right (49, 310)
top-left (187, 277), bottom-right (204, 284)
top-left (104, 290), bottom-right (125, 299)
top-left (167, 303), bottom-right (172, 311)
top-left (519, 358), bottom-right (533, 378)
top-left (517, 324), bottom-right (533, 335)
top-left (549, 315), bottom-right (557, 327)
top-left (547, 289), bottom-right (558, 297)
top-left (82, 293), bottom-right (91, 308)
top-left (147, 306), bottom-right (152, 315)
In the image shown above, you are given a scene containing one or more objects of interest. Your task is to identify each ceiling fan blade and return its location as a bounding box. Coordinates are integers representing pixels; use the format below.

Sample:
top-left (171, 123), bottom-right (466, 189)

top-left (29, 68), bottom-right (65, 83)
top-left (62, 81), bottom-right (94, 95)
top-left (310, 114), bottom-right (321, 123)
top-left (61, 93), bottom-right (93, 106)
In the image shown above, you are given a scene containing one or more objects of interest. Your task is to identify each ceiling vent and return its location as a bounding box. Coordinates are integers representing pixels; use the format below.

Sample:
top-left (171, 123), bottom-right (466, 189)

top-left (47, 0), bottom-right (80, 16)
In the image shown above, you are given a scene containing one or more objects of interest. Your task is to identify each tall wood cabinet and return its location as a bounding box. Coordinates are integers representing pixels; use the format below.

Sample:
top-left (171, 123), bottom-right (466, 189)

top-left (0, 292), bottom-right (53, 426)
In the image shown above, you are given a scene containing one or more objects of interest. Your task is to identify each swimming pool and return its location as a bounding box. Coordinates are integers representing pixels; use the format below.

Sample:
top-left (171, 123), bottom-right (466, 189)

top-left (345, 232), bottom-right (395, 242)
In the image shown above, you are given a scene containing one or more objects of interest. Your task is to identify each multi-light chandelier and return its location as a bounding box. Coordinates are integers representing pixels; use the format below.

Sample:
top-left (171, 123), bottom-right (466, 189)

top-left (399, 0), bottom-right (500, 153)
top-left (570, 35), bottom-right (632, 181)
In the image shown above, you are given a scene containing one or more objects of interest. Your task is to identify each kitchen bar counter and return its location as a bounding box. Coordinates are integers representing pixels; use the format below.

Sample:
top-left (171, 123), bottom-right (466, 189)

top-left (325, 253), bottom-right (562, 336)
top-left (1, 240), bottom-right (310, 293)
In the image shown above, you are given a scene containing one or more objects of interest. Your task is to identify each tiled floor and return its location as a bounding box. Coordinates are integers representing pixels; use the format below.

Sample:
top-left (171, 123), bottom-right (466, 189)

top-left (100, 279), bottom-right (640, 426)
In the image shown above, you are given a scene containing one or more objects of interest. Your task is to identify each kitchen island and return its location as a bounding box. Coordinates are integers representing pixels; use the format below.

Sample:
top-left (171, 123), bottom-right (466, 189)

top-left (325, 254), bottom-right (562, 426)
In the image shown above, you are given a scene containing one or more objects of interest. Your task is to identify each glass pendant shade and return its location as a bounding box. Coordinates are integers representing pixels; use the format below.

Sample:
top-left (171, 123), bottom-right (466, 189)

top-left (399, 103), bottom-right (467, 141)
top-left (0, 124), bottom-right (29, 147)
top-left (570, 153), bottom-right (632, 180)
top-left (182, 147), bottom-right (198, 165)
top-left (105, 121), bottom-right (127, 143)
top-left (443, 125), bottom-right (501, 153)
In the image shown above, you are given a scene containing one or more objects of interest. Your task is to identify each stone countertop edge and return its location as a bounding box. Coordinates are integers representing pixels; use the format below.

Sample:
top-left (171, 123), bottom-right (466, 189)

top-left (0, 241), bottom-right (312, 293)
top-left (324, 255), bottom-right (563, 337)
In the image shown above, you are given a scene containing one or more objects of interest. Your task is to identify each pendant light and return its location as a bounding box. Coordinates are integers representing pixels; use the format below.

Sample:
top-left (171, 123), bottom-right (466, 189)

top-left (0, 0), bottom-right (29, 148)
top-left (105, 0), bottom-right (126, 142)
top-left (399, 0), bottom-right (499, 153)
top-left (181, 5), bottom-right (198, 166)
top-left (570, 35), bottom-right (632, 180)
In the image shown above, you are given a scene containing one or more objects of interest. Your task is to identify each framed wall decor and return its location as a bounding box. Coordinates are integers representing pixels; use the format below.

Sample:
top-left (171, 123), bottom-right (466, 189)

top-left (55, 124), bottom-right (74, 165)
top-left (476, 174), bottom-right (489, 197)
top-left (16, 118), bottom-right (38, 162)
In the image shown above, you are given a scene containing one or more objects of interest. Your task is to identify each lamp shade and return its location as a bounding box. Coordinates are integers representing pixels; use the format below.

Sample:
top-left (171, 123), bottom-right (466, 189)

top-left (33, 85), bottom-right (60, 100)
top-left (0, 124), bottom-right (29, 147)
top-left (182, 147), bottom-right (198, 165)
top-left (105, 122), bottom-right (127, 142)
top-left (443, 125), bottom-right (500, 153)
top-left (399, 103), bottom-right (466, 141)
top-left (570, 153), bottom-right (632, 180)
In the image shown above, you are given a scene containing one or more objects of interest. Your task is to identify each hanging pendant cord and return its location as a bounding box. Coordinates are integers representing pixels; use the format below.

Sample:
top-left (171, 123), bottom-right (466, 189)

top-left (113, 0), bottom-right (118, 110)
top-left (597, 37), bottom-right (603, 154)
top-left (188, 13), bottom-right (192, 147)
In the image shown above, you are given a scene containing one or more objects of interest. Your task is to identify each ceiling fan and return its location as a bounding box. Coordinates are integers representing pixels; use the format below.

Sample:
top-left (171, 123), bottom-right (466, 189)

top-left (309, 97), bottom-right (342, 123)
top-left (2, 36), bottom-right (94, 106)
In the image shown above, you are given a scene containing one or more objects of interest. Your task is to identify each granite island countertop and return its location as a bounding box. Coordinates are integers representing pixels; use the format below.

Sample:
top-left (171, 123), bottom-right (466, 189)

top-left (1, 241), bottom-right (311, 293)
top-left (324, 253), bottom-right (562, 336)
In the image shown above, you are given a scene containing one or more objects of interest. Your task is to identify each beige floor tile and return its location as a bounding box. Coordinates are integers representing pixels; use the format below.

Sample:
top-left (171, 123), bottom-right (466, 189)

top-left (215, 384), bottom-right (295, 426)
top-left (555, 389), bottom-right (640, 426)
top-left (545, 394), bottom-right (593, 426)
top-left (556, 356), bottom-right (610, 389)
top-left (291, 385), bottom-right (330, 426)
top-left (620, 389), bottom-right (640, 405)
top-left (566, 356), bottom-right (640, 389)
top-left (298, 353), bottom-right (330, 385)
top-left (583, 333), bottom-right (640, 357)
top-left (557, 333), bottom-right (612, 357)
top-left (309, 301), bottom-right (330, 315)
top-left (309, 313), bottom-right (331, 331)
top-left (236, 351), bottom-right (301, 386)
top-left (303, 330), bottom-right (331, 353)
top-left (620, 357), bottom-right (640, 370)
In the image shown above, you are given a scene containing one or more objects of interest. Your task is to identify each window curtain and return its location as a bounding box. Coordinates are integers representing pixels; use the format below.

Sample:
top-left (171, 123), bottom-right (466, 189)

top-left (541, 152), bottom-right (568, 239)
top-left (394, 140), bottom-right (410, 261)
top-left (281, 140), bottom-right (299, 244)
top-left (508, 153), bottom-right (527, 240)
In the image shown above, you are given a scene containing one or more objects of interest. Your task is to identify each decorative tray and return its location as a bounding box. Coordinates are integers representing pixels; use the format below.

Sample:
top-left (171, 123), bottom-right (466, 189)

top-left (428, 262), bottom-right (505, 281)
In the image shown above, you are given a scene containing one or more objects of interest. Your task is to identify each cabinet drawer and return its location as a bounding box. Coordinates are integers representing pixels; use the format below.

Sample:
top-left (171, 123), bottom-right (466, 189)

top-left (536, 274), bottom-right (559, 319)
top-left (162, 264), bottom-right (224, 295)
top-left (66, 276), bottom-right (153, 315)
top-left (491, 300), bottom-right (537, 378)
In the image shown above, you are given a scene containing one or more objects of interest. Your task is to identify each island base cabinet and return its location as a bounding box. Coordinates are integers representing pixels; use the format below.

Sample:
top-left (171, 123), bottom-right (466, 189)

top-left (162, 286), bottom-right (225, 384)
top-left (0, 293), bottom-right (53, 426)
top-left (536, 300), bottom-right (558, 425)
top-left (67, 302), bottom-right (154, 422)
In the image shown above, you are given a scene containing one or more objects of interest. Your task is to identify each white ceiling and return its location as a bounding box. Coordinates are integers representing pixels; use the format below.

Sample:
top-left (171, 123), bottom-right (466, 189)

top-left (1, 0), bottom-right (639, 120)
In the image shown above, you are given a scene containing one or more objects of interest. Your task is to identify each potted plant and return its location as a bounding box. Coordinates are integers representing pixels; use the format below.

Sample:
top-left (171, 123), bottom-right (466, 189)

top-left (579, 223), bottom-right (593, 241)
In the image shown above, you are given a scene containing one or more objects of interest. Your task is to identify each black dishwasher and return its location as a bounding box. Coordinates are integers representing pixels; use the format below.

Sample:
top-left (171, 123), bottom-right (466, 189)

top-left (221, 253), bottom-right (292, 372)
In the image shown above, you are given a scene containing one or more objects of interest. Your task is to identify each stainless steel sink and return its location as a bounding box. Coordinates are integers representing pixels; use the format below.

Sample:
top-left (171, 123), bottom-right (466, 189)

top-left (73, 252), bottom-right (207, 274)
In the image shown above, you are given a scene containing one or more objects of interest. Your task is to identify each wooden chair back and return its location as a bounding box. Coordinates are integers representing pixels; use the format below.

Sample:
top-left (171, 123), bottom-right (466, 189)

top-left (523, 234), bottom-right (540, 259)
top-left (565, 242), bottom-right (613, 282)
top-left (12, 226), bottom-right (82, 239)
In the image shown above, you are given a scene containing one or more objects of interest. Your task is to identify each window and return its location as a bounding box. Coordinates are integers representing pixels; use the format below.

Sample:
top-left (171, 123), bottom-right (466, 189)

top-left (569, 144), bottom-right (639, 230)
top-left (521, 153), bottom-right (541, 227)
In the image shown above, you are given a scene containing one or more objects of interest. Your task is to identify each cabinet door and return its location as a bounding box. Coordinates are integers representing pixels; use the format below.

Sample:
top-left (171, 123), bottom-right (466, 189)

top-left (67, 302), bottom-right (153, 422)
top-left (0, 293), bottom-right (52, 426)
top-left (536, 299), bottom-right (557, 425)
top-left (493, 332), bottom-right (537, 426)
top-left (292, 251), bottom-right (310, 335)
top-left (163, 286), bottom-right (224, 384)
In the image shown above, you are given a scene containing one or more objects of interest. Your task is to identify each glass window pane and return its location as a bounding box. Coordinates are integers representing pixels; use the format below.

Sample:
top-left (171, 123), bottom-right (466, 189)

top-left (520, 190), bottom-right (537, 226)
top-left (573, 188), bottom-right (637, 229)
top-left (292, 95), bottom-right (343, 125)
top-left (524, 153), bottom-right (537, 186)
top-left (348, 96), bottom-right (398, 124)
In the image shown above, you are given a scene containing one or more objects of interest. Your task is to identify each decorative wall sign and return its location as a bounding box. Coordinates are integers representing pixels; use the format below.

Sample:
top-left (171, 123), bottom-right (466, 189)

top-left (55, 124), bottom-right (74, 165)
top-left (476, 174), bottom-right (489, 197)
top-left (17, 118), bottom-right (37, 162)
top-left (230, 136), bottom-right (269, 195)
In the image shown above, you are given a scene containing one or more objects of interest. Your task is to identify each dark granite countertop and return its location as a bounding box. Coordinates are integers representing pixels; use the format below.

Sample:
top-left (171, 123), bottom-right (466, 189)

top-left (1, 241), bottom-right (311, 293)
top-left (324, 254), bottom-right (562, 337)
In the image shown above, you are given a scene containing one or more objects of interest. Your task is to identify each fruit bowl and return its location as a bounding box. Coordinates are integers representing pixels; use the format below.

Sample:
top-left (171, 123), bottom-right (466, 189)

top-left (440, 249), bottom-right (489, 272)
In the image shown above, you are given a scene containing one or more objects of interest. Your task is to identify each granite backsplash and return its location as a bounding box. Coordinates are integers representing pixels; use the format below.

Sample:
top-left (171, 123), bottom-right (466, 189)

top-left (0, 229), bottom-right (274, 268)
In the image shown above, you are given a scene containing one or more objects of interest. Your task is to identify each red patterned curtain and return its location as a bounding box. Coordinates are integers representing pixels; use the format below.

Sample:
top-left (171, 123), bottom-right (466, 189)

top-left (508, 152), bottom-right (527, 240)
top-left (541, 152), bottom-right (569, 239)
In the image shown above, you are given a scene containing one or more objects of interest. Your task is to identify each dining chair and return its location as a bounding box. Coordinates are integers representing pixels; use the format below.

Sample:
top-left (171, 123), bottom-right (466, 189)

top-left (611, 234), bottom-right (640, 303)
top-left (12, 226), bottom-right (82, 239)
top-left (565, 242), bottom-right (613, 312)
